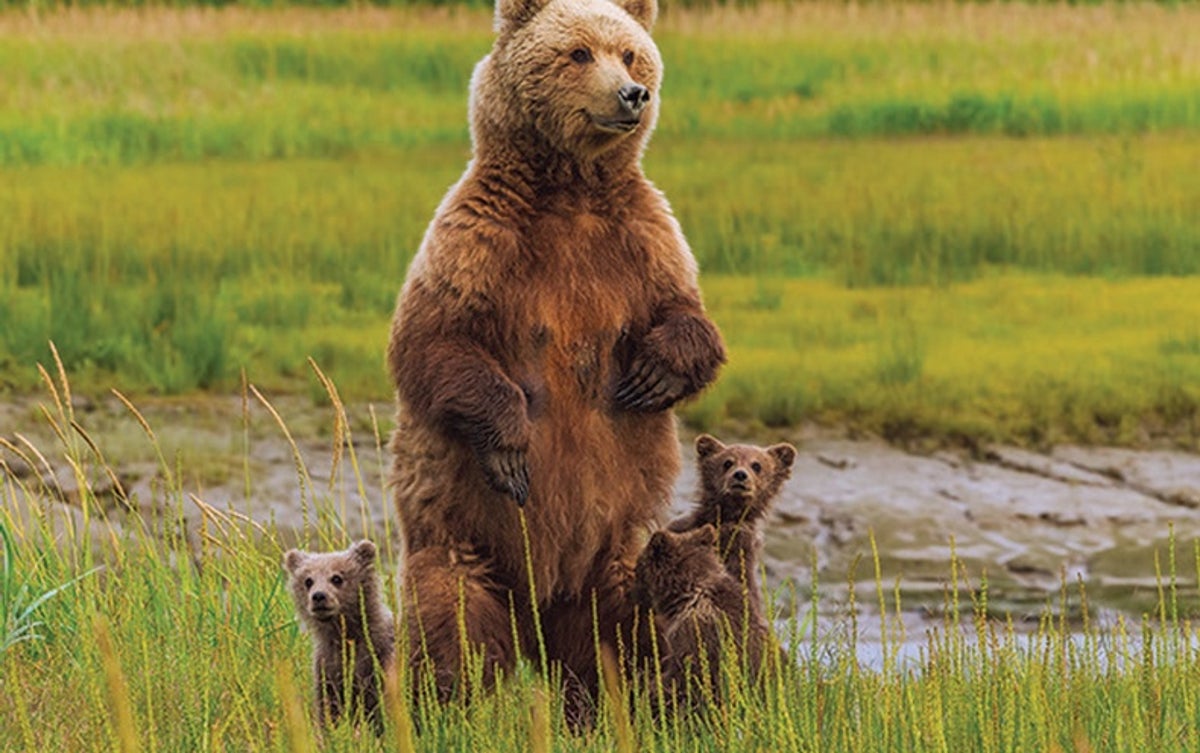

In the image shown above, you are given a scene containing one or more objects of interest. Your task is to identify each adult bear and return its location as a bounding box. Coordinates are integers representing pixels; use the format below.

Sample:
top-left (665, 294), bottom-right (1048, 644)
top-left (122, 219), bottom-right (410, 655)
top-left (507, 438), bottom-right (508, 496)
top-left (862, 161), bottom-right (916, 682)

top-left (387, 0), bottom-right (725, 702)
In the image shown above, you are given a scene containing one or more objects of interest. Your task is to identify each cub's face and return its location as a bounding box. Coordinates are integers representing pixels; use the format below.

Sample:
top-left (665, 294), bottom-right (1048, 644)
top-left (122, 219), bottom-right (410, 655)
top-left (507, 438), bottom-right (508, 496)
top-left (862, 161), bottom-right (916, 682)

top-left (696, 434), bottom-right (797, 518)
top-left (634, 525), bottom-right (721, 611)
top-left (284, 540), bottom-right (377, 623)
top-left (494, 0), bottom-right (663, 156)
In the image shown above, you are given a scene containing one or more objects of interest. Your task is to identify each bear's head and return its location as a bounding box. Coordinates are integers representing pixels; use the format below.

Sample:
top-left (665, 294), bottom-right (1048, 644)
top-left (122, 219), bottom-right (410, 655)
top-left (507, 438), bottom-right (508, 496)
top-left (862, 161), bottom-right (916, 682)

top-left (695, 434), bottom-right (796, 523)
top-left (634, 525), bottom-right (723, 615)
top-left (284, 540), bottom-right (378, 625)
top-left (471, 0), bottom-right (663, 163)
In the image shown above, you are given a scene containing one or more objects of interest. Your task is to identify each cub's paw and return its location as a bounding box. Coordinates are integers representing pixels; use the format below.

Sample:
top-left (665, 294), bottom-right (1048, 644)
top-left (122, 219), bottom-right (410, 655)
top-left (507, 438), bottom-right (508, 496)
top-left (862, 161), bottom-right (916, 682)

top-left (613, 353), bottom-right (691, 413)
top-left (480, 448), bottom-right (530, 506)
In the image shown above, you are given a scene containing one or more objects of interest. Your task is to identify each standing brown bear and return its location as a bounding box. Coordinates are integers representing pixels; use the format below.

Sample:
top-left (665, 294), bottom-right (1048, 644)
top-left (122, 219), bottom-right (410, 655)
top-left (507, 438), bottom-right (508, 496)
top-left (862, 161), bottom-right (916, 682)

top-left (387, 0), bottom-right (725, 702)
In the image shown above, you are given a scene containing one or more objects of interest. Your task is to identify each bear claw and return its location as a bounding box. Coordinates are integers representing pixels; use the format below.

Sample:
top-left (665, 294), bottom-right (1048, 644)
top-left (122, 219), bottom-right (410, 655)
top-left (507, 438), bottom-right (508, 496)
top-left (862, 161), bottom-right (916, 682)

top-left (615, 358), bottom-right (688, 412)
top-left (482, 449), bottom-right (531, 505)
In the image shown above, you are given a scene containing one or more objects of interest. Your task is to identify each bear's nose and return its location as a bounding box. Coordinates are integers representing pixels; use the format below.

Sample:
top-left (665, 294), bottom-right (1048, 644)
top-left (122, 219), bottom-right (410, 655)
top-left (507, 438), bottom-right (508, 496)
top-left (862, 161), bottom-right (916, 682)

top-left (311, 591), bottom-right (328, 604)
top-left (618, 83), bottom-right (650, 116)
top-left (732, 469), bottom-right (749, 483)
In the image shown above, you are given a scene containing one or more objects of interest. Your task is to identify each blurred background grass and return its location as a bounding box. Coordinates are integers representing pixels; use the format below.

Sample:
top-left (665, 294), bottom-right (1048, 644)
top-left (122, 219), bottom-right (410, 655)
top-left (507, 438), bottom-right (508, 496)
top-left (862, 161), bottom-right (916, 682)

top-left (1, 3), bottom-right (1198, 446)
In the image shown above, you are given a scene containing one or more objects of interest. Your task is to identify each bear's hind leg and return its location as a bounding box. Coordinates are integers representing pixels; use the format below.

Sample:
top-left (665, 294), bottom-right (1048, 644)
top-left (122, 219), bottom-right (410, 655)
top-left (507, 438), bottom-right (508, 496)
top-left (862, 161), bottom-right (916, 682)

top-left (402, 547), bottom-right (517, 702)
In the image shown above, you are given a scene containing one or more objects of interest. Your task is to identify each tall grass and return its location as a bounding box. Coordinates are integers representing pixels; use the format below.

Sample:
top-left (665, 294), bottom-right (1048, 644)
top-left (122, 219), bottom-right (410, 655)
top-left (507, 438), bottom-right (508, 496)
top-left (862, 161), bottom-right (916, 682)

top-left (2, 144), bottom-right (1197, 449)
top-left (685, 275), bottom-right (1200, 446)
top-left (3, 369), bottom-right (1200, 750)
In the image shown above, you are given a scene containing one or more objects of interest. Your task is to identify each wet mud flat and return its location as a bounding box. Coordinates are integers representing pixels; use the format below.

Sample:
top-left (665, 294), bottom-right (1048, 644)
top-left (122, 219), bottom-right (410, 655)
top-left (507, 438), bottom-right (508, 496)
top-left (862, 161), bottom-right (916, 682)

top-left (4, 393), bottom-right (1200, 633)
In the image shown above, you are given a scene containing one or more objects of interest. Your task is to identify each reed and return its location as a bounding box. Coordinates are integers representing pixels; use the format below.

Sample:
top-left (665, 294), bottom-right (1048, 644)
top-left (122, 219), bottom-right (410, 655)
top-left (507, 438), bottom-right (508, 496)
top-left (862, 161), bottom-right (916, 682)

top-left (2, 384), bottom-right (1199, 750)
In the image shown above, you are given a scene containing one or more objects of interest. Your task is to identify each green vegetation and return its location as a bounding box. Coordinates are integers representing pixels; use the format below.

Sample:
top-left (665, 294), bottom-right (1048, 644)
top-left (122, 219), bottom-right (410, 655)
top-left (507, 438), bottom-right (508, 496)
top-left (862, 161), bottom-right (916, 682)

top-left (2, 378), bottom-right (1200, 751)
top-left (0, 5), bottom-right (1197, 165)
top-left (1, 4), bottom-right (1198, 447)
top-left (691, 275), bottom-right (1200, 446)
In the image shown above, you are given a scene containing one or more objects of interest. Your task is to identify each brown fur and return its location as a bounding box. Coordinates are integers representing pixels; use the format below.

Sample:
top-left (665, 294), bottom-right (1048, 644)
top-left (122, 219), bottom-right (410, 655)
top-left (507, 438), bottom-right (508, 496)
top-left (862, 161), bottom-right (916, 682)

top-left (284, 540), bottom-right (395, 733)
top-left (633, 526), bottom-right (765, 706)
top-left (668, 434), bottom-right (796, 622)
top-left (387, 0), bottom-right (724, 702)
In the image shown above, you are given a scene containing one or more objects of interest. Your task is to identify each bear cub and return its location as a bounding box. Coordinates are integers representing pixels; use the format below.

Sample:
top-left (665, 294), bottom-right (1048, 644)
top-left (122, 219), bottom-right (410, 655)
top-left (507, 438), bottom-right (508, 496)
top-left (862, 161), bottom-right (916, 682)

top-left (669, 434), bottom-right (796, 622)
top-left (284, 540), bottom-right (395, 732)
top-left (672, 431), bottom-right (792, 613)
top-left (633, 525), bottom-right (766, 705)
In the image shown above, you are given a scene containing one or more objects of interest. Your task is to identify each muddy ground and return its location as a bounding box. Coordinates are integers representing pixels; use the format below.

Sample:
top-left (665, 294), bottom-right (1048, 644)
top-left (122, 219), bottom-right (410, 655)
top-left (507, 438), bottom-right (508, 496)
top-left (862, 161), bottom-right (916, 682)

top-left (4, 392), bottom-right (1200, 636)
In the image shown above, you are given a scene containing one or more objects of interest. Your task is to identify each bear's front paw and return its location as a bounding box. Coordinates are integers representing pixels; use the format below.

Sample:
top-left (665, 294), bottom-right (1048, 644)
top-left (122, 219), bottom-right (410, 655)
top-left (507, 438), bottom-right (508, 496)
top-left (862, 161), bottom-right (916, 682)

top-left (613, 353), bottom-right (690, 413)
top-left (480, 448), bottom-right (530, 506)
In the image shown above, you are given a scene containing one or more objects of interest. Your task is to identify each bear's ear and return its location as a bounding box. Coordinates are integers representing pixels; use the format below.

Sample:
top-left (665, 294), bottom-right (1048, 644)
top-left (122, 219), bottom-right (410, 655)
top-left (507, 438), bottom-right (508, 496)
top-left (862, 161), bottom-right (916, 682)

top-left (610, 0), bottom-right (657, 31)
top-left (350, 540), bottom-right (377, 567)
top-left (695, 434), bottom-right (725, 459)
top-left (495, 0), bottom-right (553, 33)
top-left (646, 531), bottom-right (670, 559)
top-left (769, 443), bottom-right (797, 471)
top-left (283, 550), bottom-right (305, 574)
top-left (691, 524), bottom-right (717, 548)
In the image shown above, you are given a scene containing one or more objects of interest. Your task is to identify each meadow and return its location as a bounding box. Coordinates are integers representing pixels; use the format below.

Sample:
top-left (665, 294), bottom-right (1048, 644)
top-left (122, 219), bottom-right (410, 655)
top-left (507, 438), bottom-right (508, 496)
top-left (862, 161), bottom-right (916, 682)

top-left (2, 4), bottom-right (1200, 446)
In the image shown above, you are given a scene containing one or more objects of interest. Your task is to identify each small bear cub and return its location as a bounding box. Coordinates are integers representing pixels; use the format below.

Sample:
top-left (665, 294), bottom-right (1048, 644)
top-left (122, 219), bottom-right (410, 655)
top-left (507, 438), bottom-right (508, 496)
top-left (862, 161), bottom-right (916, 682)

top-left (634, 525), bottom-right (765, 704)
top-left (284, 539), bottom-right (395, 732)
top-left (668, 434), bottom-right (797, 621)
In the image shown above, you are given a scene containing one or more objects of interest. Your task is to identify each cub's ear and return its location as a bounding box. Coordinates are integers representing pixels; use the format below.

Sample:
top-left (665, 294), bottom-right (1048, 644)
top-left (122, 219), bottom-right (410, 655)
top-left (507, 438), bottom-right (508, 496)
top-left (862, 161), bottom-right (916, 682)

top-left (495, 0), bottom-right (552, 33)
top-left (769, 443), bottom-right (797, 471)
top-left (690, 524), bottom-right (717, 548)
top-left (350, 540), bottom-right (377, 567)
top-left (283, 550), bottom-right (305, 574)
top-left (646, 531), bottom-right (670, 559)
top-left (695, 434), bottom-right (725, 459)
top-left (610, 0), bottom-right (657, 31)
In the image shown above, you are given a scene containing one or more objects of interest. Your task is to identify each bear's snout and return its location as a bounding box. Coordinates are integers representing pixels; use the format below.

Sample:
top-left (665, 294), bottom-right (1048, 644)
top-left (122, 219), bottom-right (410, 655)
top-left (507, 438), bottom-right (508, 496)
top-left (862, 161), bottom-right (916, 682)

top-left (731, 469), bottom-right (749, 483)
top-left (618, 83), bottom-right (650, 116)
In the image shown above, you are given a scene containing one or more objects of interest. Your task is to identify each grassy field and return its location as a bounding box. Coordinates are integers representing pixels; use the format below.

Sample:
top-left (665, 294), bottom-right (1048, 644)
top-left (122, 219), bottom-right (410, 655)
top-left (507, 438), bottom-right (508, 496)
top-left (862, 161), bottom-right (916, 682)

top-left (1, 4), bottom-right (1197, 161)
top-left (2, 381), bottom-right (1200, 751)
top-left (1, 3), bottom-right (1199, 448)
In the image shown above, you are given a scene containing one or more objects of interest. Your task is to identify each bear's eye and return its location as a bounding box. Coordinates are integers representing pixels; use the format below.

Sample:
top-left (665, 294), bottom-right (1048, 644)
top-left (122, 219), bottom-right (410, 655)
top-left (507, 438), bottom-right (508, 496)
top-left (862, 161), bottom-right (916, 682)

top-left (622, 50), bottom-right (635, 67)
top-left (570, 47), bottom-right (593, 64)
top-left (330, 574), bottom-right (344, 587)
top-left (304, 577), bottom-right (314, 589)
top-left (722, 459), bottom-right (734, 471)
top-left (751, 462), bottom-right (763, 474)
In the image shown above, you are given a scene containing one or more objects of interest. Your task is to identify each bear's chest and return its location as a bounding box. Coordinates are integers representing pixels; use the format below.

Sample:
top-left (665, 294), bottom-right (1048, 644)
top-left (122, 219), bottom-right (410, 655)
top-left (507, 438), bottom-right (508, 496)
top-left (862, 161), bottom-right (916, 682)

top-left (515, 213), bottom-right (652, 399)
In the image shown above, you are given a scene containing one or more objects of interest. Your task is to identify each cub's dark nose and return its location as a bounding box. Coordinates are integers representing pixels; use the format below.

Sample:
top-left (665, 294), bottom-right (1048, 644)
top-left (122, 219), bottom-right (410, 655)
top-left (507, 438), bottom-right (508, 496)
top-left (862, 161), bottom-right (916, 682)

top-left (311, 591), bottom-right (327, 604)
top-left (618, 83), bottom-right (650, 116)
top-left (732, 469), bottom-right (748, 483)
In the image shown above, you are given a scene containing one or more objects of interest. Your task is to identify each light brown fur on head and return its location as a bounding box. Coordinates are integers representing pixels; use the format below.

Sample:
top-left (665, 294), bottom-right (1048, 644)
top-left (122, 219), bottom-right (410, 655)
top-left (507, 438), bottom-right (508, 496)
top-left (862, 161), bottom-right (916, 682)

top-left (283, 540), bottom-right (394, 732)
top-left (473, 0), bottom-right (664, 173)
top-left (690, 434), bottom-right (796, 527)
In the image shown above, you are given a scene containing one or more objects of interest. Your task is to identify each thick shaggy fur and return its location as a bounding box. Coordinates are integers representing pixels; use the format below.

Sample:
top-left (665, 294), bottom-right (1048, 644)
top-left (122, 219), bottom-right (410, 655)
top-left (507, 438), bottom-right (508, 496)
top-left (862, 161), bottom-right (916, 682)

top-left (633, 526), bottom-right (765, 706)
top-left (387, 0), bottom-right (725, 701)
top-left (668, 434), bottom-right (796, 624)
top-left (284, 541), bottom-right (395, 732)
